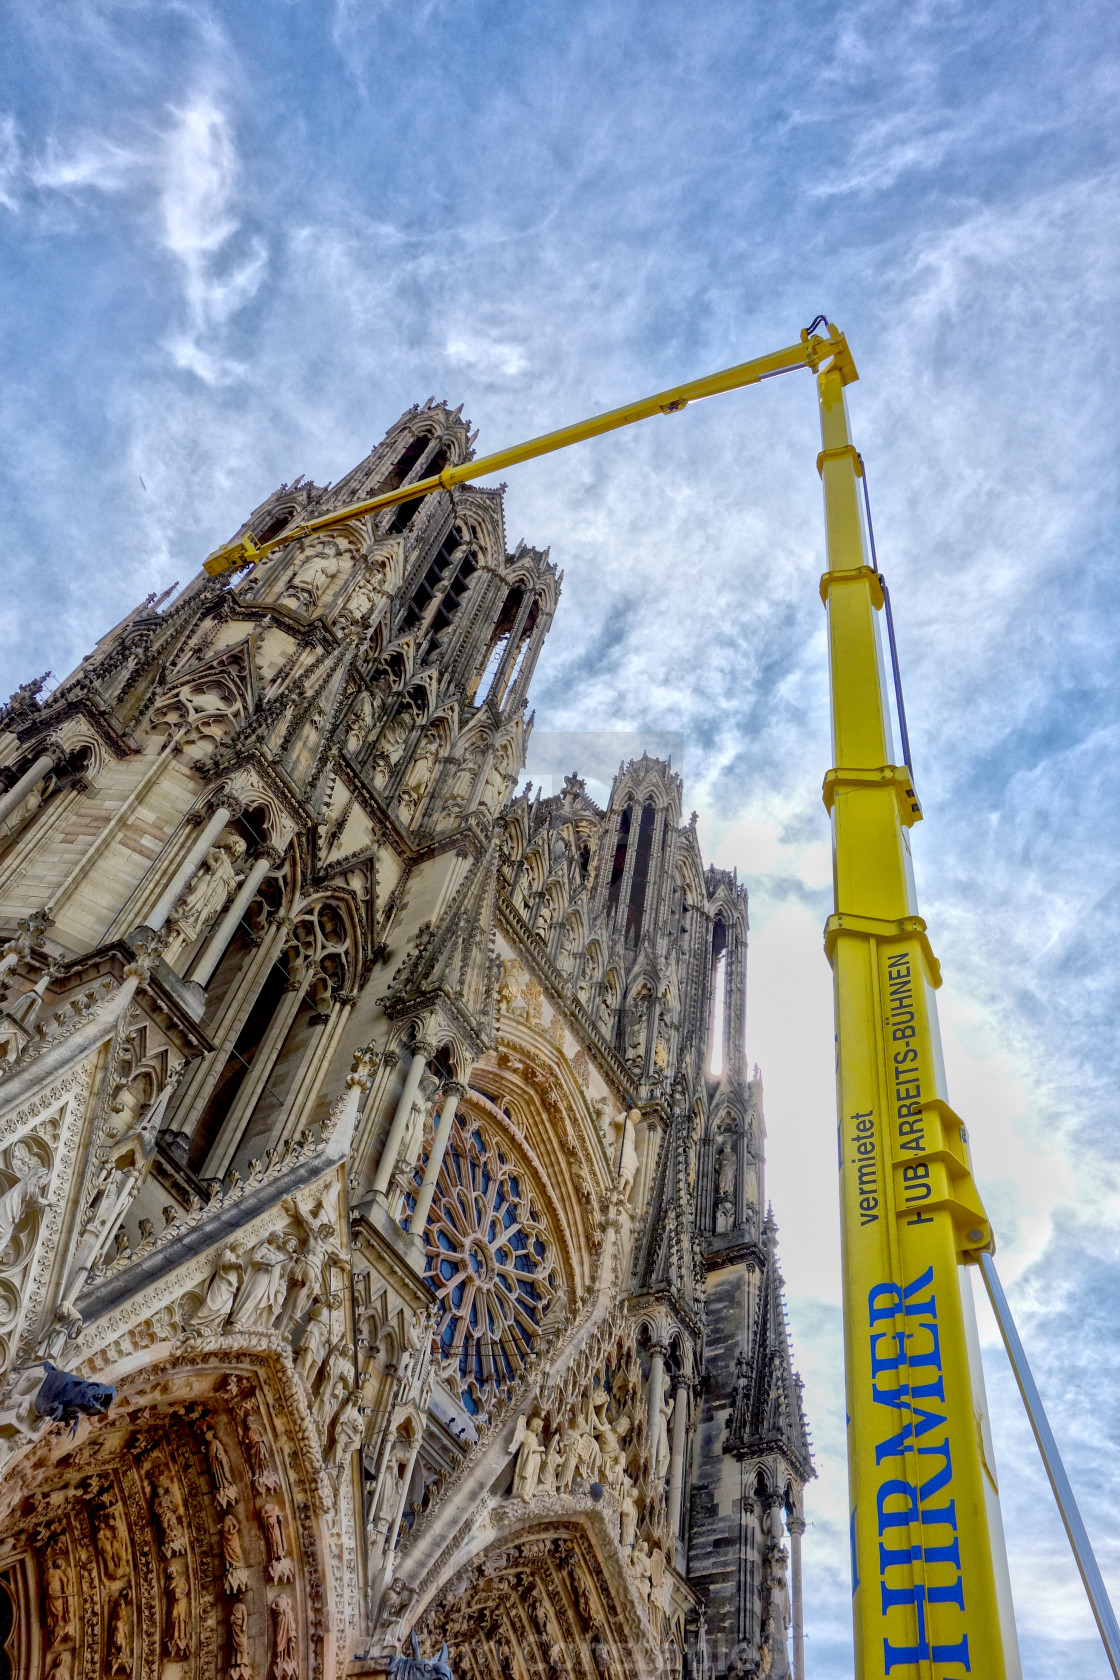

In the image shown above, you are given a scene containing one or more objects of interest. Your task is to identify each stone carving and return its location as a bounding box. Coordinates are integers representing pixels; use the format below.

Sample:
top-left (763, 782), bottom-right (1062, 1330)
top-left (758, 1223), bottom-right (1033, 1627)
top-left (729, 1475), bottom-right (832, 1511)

top-left (294, 1294), bottom-right (339, 1388)
top-left (165, 832), bottom-right (246, 960)
top-left (0, 1137), bottom-right (52, 1265)
top-left (653, 1371), bottom-right (672, 1480)
top-left (280, 1194), bottom-right (347, 1327)
top-left (150, 1463), bottom-right (188, 1558)
top-left (281, 544), bottom-right (344, 613)
top-left (229, 1233), bottom-right (294, 1331)
top-left (230, 1598), bottom-right (253, 1679)
top-left (239, 1406), bottom-right (281, 1495)
top-left (205, 1425), bottom-right (239, 1508)
top-left (510, 1414), bottom-right (545, 1502)
top-left (222, 1511), bottom-right (249, 1595)
top-left (107, 1585), bottom-right (134, 1675)
top-left (270, 1591), bottom-right (298, 1680)
top-left (44, 1549), bottom-right (75, 1646)
top-left (189, 1245), bottom-right (244, 1334)
top-left (261, 1500), bottom-right (295, 1582)
top-left (164, 1559), bottom-right (191, 1657)
top-left (94, 1496), bottom-right (129, 1581)
top-left (327, 1387), bottom-right (363, 1467)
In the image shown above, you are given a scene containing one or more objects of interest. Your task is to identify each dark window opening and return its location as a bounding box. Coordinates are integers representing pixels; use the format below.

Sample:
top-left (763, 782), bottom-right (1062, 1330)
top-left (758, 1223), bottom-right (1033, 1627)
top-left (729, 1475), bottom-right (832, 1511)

top-left (503, 601), bottom-right (540, 698)
top-left (386, 445), bottom-right (449, 533)
top-left (710, 919), bottom-right (728, 1077)
top-left (188, 959), bottom-right (289, 1173)
top-left (606, 805), bottom-right (632, 915)
top-left (254, 506), bottom-right (292, 545)
top-left (472, 587), bottom-right (524, 699)
top-left (379, 432), bottom-right (432, 493)
top-left (427, 554), bottom-right (477, 644)
top-left (400, 528), bottom-right (462, 633)
top-left (625, 802), bottom-right (657, 946)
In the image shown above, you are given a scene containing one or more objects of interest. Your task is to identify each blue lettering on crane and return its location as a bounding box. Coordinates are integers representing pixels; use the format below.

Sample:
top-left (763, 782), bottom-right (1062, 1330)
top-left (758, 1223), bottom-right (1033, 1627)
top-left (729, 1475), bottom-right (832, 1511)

top-left (867, 1267), bottom-right (972, 1674)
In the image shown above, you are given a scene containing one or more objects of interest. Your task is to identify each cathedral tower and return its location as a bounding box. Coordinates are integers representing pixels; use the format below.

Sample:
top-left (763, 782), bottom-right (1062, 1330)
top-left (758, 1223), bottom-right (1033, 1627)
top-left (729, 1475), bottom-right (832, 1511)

top-left (0, 401), bottom-right (810, 1680)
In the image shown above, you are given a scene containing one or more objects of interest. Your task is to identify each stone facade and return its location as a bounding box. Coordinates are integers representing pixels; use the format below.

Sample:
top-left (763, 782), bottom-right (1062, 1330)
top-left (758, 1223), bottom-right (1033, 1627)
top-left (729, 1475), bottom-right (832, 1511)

top-left (0, 399), bottom-right (811, 1680)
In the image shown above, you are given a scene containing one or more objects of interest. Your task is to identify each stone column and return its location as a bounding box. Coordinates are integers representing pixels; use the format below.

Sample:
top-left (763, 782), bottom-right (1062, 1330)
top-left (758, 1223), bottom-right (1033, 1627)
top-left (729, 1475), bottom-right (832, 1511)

top-left (0, 742), bottom-right (62, 831)
top-left (666, 1380), bottom-right (690, 1536)
top-left (189, 848), bottom-right (275, 985)
top-left (147, 804), bottom-right (231, 932)
top-left (408, 1082), bottom-right (464, 1237)
top-left (788, 1514), bottom-right (806, 1680)
top-left (370, 1040), bottom-right (433, 1200)
top-left (646, 1342), bottom-right (666, 1457)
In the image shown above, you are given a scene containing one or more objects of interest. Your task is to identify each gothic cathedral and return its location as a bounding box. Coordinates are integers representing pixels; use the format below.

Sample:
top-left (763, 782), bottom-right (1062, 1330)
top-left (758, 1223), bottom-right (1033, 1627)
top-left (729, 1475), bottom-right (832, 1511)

top-left (0, 400), bottom-right (812, 1680)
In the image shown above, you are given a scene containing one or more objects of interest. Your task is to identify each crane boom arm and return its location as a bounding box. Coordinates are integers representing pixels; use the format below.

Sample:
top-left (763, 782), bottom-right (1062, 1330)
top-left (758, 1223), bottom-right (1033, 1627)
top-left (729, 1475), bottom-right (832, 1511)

top-left (203, 326), bottom-right (856, 576)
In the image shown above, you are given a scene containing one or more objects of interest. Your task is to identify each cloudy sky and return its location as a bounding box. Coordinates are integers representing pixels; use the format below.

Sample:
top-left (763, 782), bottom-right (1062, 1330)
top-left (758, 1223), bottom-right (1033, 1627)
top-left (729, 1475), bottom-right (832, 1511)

top-left (3, 0), bottom-right (1119, 1671)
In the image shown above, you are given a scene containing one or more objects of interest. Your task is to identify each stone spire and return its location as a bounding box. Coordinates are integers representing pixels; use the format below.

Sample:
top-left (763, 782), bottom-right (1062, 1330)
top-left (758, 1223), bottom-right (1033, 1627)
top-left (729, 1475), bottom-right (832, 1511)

top-left (727, 1211), bottom-right (814, 1484)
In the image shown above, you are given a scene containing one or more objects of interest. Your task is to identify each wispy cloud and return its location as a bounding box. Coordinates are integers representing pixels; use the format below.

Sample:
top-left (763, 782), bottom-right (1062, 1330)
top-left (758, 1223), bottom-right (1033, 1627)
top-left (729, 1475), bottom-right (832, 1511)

top-left (3, 0), bottom-right (1120, 1668)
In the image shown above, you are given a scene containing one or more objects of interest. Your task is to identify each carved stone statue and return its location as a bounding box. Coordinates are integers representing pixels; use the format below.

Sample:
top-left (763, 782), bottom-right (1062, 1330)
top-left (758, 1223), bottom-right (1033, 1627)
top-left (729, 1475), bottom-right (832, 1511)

top-left (261, 1502), bottom-right (294, 1582)
top-left (654, 1372), bottom-right (672, 1480)
top-left (619, 1475), bottom-right (638, 1553)
top-left (280, 1196), bottom-right (346, 1327)
top-left (164, 1563), bottom-right (191, 1657)
top-left (241, 1408), bottom-right (280, 1494)
top-left (294, 1295), bottom-right (338, 1387)
top-left (165, 831), bottom-right (245, 960)
top-left (328, 1388), bottom-right (364, 1467)
top-left (397, 732), bottom-right (439, 822)
top-left (204, 1426), bottom-right (238, 1508)
top-left (631, 1536), bottom-right (652, 1604)
top-left (0, 1139), bottom-right (51, 1267)
top-left (44, 1552), bottom-right (74, 1645)
top-left (229, 1232), bottom-right (293, 1331)
top-left (96, 1506), bottom-right (128, 1581)
top-left (538, 1431), bottom-right (562, 1496)
top-left (107, 1587), bottom-right (133, 1675)
top-left (270, 1592), bottom-right (298, 1680)
top-left (556, 1416), bottom-right (581, 1494)
top-left (281, 545), bottom-right (343, 613)
top-left (222, 1512), bottom-right (248, 1595)
top-left (510, 1414), bottom-right (545, 1502)
top-left (230, 1600), bottom-right (252, 1677)
top-left (189, 1246), bottom-right (243, 1335)
top-left (150, 1469), bottom-right (187, 1559)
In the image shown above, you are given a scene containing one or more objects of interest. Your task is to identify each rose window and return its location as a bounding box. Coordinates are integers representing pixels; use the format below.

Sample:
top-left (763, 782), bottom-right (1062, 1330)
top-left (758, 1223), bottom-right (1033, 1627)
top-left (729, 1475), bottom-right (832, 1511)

top-left (403, 1112), bottom-right (559, 1417)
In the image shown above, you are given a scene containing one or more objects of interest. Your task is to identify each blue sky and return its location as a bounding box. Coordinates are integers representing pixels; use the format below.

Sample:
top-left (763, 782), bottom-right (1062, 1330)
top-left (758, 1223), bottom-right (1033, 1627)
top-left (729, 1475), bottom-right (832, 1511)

top-left (3, 1), bottom-right (1120, 1672)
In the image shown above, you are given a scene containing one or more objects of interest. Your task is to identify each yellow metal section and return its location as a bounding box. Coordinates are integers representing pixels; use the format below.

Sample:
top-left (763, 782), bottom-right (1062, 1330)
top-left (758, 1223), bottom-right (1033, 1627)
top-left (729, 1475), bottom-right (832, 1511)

top-left (203, 326), bottom-right (856, 576)
top-left (817, 362), bottom-right (1021, 1677)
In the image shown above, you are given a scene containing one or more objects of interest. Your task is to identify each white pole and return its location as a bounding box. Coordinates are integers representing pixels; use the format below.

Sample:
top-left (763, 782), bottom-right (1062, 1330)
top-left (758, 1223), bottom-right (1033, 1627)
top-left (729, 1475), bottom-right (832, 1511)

top-left (979, 1251), bottom-right (1120, 1678)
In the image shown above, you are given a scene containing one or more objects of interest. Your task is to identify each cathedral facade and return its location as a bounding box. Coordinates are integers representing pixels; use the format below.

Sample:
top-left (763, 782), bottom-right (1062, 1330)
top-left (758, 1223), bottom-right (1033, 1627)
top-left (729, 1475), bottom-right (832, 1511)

top-left (0, 400), bottom-right (812, 1680)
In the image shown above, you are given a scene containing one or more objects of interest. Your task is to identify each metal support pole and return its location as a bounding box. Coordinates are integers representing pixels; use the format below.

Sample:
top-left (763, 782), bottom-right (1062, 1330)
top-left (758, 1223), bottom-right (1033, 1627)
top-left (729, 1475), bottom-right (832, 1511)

top-left (978, 1251), bottom-right (1120, 1678)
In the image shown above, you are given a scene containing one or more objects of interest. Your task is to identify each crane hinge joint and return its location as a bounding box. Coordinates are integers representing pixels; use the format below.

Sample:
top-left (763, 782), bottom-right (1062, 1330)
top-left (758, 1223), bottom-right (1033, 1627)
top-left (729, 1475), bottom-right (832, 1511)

top-left (823, 910), bottom-right (941, 986)
top-left (899, 1097), bottom-right (994, 1261)
top-left (822, 764), bottom-right (922, 826)
top-left (818, 565), bottom-right (883, 609)
top-left (816, 444), bottom-right (863, 479)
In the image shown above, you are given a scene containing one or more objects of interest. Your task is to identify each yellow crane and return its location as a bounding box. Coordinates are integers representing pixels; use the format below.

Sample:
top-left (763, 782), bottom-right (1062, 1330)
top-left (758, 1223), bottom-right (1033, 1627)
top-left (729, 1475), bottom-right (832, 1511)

top-left (205, 324), bottom-right (1120, 1679)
